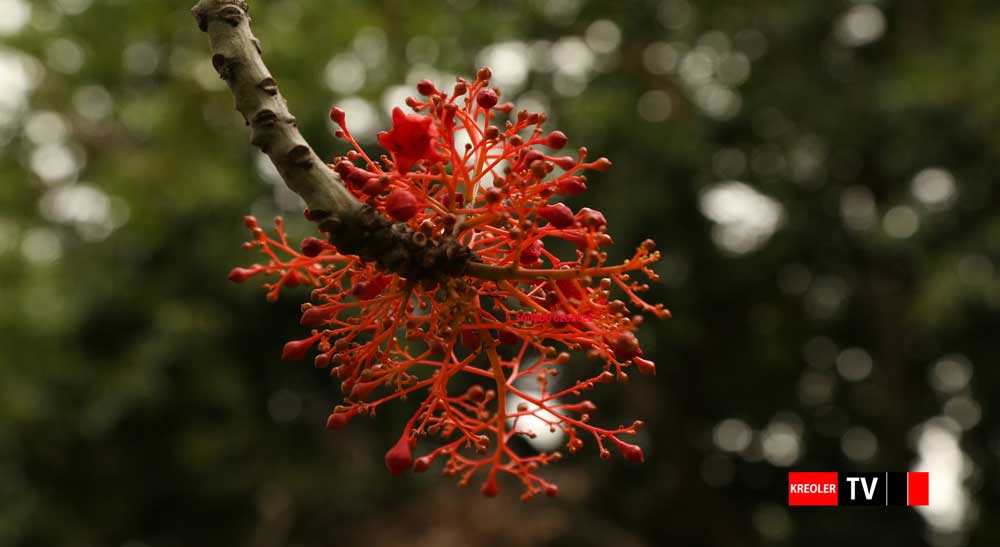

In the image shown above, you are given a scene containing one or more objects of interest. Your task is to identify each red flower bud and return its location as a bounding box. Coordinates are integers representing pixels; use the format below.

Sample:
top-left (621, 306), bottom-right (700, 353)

top-left (553, 156), bottom-right (576, 170)
top-left (300, 236), bottom-right (324, 257)
top-left (466, 385), bottom-right (486, 402)
top-left (521, 149), bottom-right (544, 168)
top-left (575, 207), bottom-right (607, 230)
top-left (227, 267), bottom-right (258, 284)
top-left (413, 455), bottom-right (433, 473)
top-left (282, 336), bottom-right (318, 361)
top-left (595, 371), bottom-right (615, 383)
top-left (539, 203), bottom-right (575, 228)
top-left (634, 357), bottom-right (656, 376)
top-left (555, 176), bottom-right (587, 195)
top-left (606, 331), bottom-right (642, 361)
top-left (385, 435), bottom-right (413, 475)
top-left (352, 274), bottom-right (393, 300)
top-left (350, 380), bottom-right (380, 401)
top-left (554, 278), bottom-right (585, 302)
top-left (497, 329), bottom-right (519, 346)
top-left (461, 329), bottom-right (481, 350)
top-left (561, 400), bottom-right (598, 414)
top-left (416, 79), bottom-right (437, 96)
top-left (481, 473), bottom-right (499, 497)
top-left (484, 187), bottom-right (502, 204)
top-left (361, 178), bottom-right (383, 196)
top-left (329, 106), bottom-right (346, 127)
top-left (519, 240), bottom-right (544, 265)
top-left (476, 88), bottom-right (499, 110)
top-left (334, 160), bottom-right (379, 187)
top-left (592, 157), bottom-right (612, 172)
top-left (384, 189), bottom-right (419, 221)
top-left (300, 306), bottom-right (329, 327)
top-left (282, 270), bottom-right (303, 288)
top-left (618, 441), bottom-right (645, 463)
top-left (545, 131), bottom-right (568, 149)
top-left (326, 408), bottom-right (357, 430)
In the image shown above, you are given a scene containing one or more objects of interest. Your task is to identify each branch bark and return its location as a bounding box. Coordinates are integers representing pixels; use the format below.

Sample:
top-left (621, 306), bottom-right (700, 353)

top-left (191, 0), bottom-right (361, 226)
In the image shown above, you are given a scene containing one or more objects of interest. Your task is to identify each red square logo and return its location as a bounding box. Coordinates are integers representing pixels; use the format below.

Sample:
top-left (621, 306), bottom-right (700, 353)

top-left (908, 472), bottom-right (929, 506)
top-left (788, 472), bottom-right (839, 506)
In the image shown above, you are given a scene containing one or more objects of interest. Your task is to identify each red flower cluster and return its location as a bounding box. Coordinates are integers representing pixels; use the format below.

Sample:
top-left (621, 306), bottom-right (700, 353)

top-left (231, 67), bottom-right (669, 500)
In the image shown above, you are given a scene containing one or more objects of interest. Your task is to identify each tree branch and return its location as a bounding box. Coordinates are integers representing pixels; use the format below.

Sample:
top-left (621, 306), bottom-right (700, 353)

top-left (192, 0), bottom-right (475, 283)
top-left (191, 0), bottom-right (361, 225)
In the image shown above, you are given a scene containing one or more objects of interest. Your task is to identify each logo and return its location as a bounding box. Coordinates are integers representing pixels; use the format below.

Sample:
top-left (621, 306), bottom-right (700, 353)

top-left (788, 471), bottom-right (928, 507)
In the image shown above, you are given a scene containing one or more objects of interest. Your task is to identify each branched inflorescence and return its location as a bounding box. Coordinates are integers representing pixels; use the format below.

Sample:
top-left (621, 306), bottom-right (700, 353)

top-left (230, 68), bottom-right (670, 501)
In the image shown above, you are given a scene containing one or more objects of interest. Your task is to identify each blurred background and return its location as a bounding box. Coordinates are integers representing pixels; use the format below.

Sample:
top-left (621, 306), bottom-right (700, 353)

top-left (2, 0), bottom-right (999, 545)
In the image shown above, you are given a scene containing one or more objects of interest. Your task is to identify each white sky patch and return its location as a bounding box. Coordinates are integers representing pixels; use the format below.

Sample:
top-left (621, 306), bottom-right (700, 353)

top-left (883, 205), bottom-right (919, 239)
top-left (24, 111), bottom-right (68, 145)
top-left (761, 419), bottom-right (801, 467)
top-left (700, 181), bottom-right (784, 255)
top-left (73, 85), bottom-right (114, 122)
top-left (584, 20), bottom-right (621, 54)
top-left (505, 376), bottom-right (566, 452)
top-left (929, 355), bottom-right (973, 394)
top-left (913, 418), bottom-right (975, 533)
top-left (679, 48), bottom-right (715, 86)
top-left (657, 0), bottom-right (693, 30)
top-left (836, 347), bottom-right (873, 382)
top-left (352, 27), bottom-right (388, 68)
top-left (836, 4), bottom-right (887, 47)
top-left (21, 227), bottom-right (62, 265)
top-left (478, 41), bottom-right (530, 93)
top-left (529, 40), bottom-right (556, 73)
top-left (643, 42), bottom-right (682, 75)
top-left (324, 53), bottom-right (366, 95)
top-left (53, 0), bottom-right (92, 15)
top-left (713, 418), bottom-right (752, 453)
top-left (329, 96), bottom-right (378, 142)
top-left (30, 142), bottom-right (80, 184)
top-left (122, 41), bottom-right (160, 77)
top-left (637, 89), bottom-right (672, 122)
top-left (693, 83), bottom-right (741, 120)
top-left (541, 0), bottom-right (583, 24)
top-left (840, 185), bottom-right (878, 231)
top-left (406, 35), bottom-right (440, 65)
top-left (38, 183), bottom-right (129, 241)
top-left (911, 168), bottom-right (957, 210)
top-left (0, 48), bottom-right (43, 130)
top-left (0, 0), bottom-right (31, 36)
top-left (552, 36), bottom-right (595, 77)
top-left (840, 426), bottom-right (878, 462)
top-left (380, 85), bottom-right (412, 117)
top-left (40, 184), bottom-right (109, 225)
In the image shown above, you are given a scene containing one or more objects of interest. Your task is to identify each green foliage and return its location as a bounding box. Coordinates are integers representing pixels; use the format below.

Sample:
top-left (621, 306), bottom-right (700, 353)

top-left (1, 1), bottom-right (998, 545)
